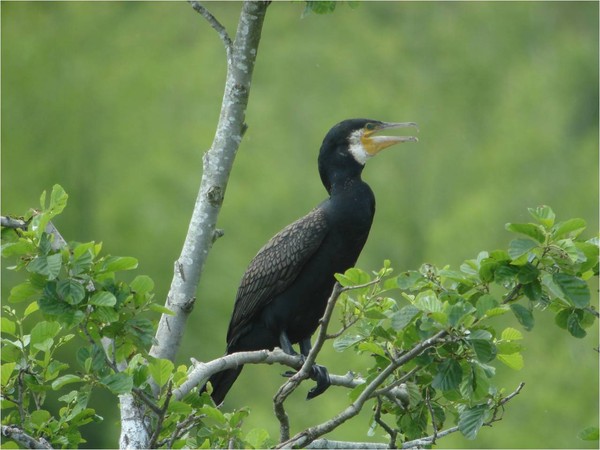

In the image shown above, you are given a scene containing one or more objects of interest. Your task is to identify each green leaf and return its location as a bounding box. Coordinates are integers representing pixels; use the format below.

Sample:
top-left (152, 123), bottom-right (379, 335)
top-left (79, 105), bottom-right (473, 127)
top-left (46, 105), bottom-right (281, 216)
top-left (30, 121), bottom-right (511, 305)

top-left (149, 304), bottom-right (175, 315)
top-left (245, 428), bottom-right (271, 449)
top-left (30, 409), bottom-right (52, 427)
top-left (391, 305), bottom-right (420, 330)
top-left (528, 205), bottom-right (555, 228)
top-left (459, 404), bottom-right (490, 439)
top-left (101, 372), bottom-right (133, 394)
top-left (567, 312), bottom-right (587, 338)
top-left (30, 321), bottom-right (61, 347)
top-left (1, 362), bottom-right (16, 387)
top-left (8, 281), bottom-right (42, 303)
top-left (501, 327), bottom-right (523, 340)
top-left (552, 218), bottom-right (587, 239)
top-left (333, 334), bottom-right (362, 352)
top-left (94, 306), bottom-right (121, 325)
top-left (552, 273), bottom-right (590, 308)
top-left (497, 352), bottom-right (524, 370)
top-left (1, 317), bottom-right (16, 336)
top-left (505, 223), bottom-right (546, 243)
top-left (27, 253), bottom-right (62, 280)
top-left (148, 358), bottom-right (174, 388)
top-left (130, 275), bottom-right (154, 294)
top-left (102, 256), bottom-right (138, 272)
top-left (508, 238), bottom-right (538, 262)
top-left (396, 270), bottom-right (425, 290)
top-left (475, 294), bottom-right (499, 319)
top-left (415, 290), bottom-right (443, 313)
top-left (89, 291), bottom-right (117, 307)
top-left (510, 304), bottom-right (534, 331)
top-left (469, 339), bottom-right (496, 363)
top-left (52, 374), bottom-right (82, 390)
top-left (57, 279), bottom-right (86, 305)
top-left (24, 301), bottom-right (40, 318)
top-left (432, 359), bottom-right (462, 391)
top-left (578, 426), bottom-right (599, 441)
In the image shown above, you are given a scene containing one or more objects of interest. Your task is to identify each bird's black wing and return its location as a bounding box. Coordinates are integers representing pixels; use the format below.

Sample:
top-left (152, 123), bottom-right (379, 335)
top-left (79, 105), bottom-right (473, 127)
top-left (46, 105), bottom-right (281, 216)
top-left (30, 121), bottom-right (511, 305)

top-left (226, 206), bottom-right (329, 346)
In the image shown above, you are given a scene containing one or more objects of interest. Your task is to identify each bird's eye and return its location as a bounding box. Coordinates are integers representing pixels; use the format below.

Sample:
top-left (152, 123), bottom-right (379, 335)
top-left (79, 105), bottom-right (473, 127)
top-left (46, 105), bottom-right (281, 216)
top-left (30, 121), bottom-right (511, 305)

top-left (365, 123), bottom-right (376, 131)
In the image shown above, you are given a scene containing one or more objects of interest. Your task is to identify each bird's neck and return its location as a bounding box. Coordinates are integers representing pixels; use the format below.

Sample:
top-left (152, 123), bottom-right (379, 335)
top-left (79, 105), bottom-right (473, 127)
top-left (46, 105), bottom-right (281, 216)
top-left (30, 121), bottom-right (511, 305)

top-left (327, 176), bottom-right (367, 196)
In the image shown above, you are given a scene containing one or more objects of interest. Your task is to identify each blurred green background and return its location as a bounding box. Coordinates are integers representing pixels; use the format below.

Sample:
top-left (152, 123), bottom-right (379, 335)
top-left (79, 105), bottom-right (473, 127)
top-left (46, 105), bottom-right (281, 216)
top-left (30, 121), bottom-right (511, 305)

top-left (2, 1), bottom-right (598, 448)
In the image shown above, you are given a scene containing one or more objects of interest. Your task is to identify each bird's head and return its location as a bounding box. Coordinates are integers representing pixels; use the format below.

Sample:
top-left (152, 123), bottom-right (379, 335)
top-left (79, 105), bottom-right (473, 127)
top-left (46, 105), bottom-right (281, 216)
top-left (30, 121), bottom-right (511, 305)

top-left (319, 119), bottom-right (418, 190)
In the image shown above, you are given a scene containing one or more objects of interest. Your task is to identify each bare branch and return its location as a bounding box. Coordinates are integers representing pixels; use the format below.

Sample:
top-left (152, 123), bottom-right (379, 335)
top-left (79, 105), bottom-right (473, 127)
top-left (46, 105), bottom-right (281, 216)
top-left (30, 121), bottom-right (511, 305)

top-left (278, 330), bottom-right (448, 448)
top-left (0, 215), bottom-right (27, 230)
top-left (1, 425), bottom-right (53, 449)
top-left (150, 0), bottom-right (270, 364)
top-left (307, 439), bottom-right (388, 449)
top-left (189, 1), bottom-right (233, 60)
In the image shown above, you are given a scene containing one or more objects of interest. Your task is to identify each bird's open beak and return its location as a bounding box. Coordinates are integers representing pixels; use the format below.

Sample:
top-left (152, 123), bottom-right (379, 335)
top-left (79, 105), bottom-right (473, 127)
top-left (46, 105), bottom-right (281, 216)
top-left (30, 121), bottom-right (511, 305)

top-left (362, 122), bottom-right (419, 156)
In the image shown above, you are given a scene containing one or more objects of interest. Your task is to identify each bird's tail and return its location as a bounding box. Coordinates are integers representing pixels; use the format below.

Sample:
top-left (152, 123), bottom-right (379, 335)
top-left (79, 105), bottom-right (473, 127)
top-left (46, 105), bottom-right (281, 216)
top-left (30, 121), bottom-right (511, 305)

top-left (202, 366), bottom-right (244, 405)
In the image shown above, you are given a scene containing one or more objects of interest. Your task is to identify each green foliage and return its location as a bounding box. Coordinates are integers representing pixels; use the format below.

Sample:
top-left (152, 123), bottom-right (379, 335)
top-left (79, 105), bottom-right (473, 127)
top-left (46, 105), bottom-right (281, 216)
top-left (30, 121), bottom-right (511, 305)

top-left (332, 205), bottom-right (598, 444)
top-left (1, 185), bottom-right (160, 448)
top-left (2, 186), bottom-right (598, 448)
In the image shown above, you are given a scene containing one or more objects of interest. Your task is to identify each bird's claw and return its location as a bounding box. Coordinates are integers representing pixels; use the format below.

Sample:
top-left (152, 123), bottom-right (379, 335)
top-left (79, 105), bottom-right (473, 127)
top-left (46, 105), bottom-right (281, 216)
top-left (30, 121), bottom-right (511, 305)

top-left (306, 364), bottom-right (330, 399)
top-left (280, 363), bottom-right (331, 399)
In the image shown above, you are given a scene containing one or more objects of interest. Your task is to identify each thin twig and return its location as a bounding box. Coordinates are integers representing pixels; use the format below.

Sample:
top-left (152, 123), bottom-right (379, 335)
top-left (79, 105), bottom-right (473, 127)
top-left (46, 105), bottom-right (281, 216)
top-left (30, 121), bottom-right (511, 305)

top-left (189, 1), bottom-right (233, 59)
top-left (273, 283), bottom-right (344, 443)
top-left (278, 329), bottom-right (448, 448)
top-left (424, 387), bottom-right (437, 445)
top-left (374, 396), bottom-right (397, 448)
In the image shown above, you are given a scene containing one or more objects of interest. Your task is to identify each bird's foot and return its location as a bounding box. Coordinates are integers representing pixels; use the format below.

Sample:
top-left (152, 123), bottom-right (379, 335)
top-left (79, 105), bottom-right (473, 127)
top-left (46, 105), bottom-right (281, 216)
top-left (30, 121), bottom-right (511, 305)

top-left (281, 358), bottom-right (331, 400)
top-left (306, 363), bottom-right (330, 400)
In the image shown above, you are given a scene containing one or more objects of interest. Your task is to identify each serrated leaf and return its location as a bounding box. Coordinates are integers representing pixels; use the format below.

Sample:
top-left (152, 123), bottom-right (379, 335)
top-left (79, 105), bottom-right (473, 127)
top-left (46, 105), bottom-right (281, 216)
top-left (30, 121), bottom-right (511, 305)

top-left (52, 374), bottom-right (82, 390)
top-left (245, 428), bottom-right (271, 449)
top-left (552, 218), bottom-right (587, 239)
top-left (552, 273), bottom-right (590, 308)
top-left (89, 291), bottom-right (117, 307)
top-left (1, 362), bottom-right (16, 386)
top-left (432, 359), bottom-right (462, 391)
top-left (1, 317), bottom-right (16, 336)
top-left (474, 294), bottom-right (498, 319)
top-left (148, 358), bottom-right (174, 387)
top-left (24, 301), bottom-right (40, 318)
top-left (391, 305), bottom-right (420, 330)
top-left (567, 312), bottom-right (587, 338)
top-left (469, 339), bottom-right (496, 363)
top-left (508, 238), bottom-right (538, 261)
top-left (333, 334), bottom-right (362, 352)
top-left (92, 306), bottom-right (119, 323)
top-left (528, 205), bottom-right (555, 228)
top-left (510, 304), bottom-right (534, 331)
top-left (130, 275), bottom-right (154, 294)
top-left (102, 256), bottom-right (138, 272)
top-left (497, 352), bottom-right (524, 370)
top-left (9, 281), bottom-right (41, 303)
top-left (415, 290), bottom-right (443, 313)
top-left (505, 223), bottom-right (546, 243)
top-left (27, 253), bottom-right (62, 280)
top-left (57, 279), bottom-right (86, 305)
top-left (101, 372), bottom-right (133, 394)
top-left (459, 404), bottom-right (490, 439)
top-left (396, 271), bottom-right (425, 290)
top-left (30, 321), bottom-right (61, 347)
top-left (501, 327), bottom-right (523, 341)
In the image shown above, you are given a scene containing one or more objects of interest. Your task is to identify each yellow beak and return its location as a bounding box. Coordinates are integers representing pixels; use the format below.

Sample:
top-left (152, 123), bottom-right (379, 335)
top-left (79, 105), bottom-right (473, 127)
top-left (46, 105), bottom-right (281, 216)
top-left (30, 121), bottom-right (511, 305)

top-left (362, 122), bottom-right (419, 156)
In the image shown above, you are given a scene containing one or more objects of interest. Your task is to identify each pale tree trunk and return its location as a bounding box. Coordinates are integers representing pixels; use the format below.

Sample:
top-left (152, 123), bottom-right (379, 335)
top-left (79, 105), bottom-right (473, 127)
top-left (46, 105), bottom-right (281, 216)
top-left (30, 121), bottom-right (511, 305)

top-left (119, 2), bottom-right (269, 448)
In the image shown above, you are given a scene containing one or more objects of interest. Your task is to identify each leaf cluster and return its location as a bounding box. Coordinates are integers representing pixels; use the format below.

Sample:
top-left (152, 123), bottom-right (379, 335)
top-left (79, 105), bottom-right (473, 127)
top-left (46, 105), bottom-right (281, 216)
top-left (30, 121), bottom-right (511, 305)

top-left (331, 205), bottom-right (598, 444)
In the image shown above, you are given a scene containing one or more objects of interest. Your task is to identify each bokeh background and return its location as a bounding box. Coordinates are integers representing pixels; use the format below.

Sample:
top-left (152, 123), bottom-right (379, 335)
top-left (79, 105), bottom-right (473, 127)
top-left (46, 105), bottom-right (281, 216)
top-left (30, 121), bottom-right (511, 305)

top-left (2, 1), bottom-right (598, 448)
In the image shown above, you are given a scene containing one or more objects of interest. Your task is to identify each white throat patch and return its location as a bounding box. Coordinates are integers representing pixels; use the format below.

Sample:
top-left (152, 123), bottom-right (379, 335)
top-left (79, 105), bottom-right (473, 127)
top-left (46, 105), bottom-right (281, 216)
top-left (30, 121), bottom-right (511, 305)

top-left (347, 129), bottom-right (370, 165)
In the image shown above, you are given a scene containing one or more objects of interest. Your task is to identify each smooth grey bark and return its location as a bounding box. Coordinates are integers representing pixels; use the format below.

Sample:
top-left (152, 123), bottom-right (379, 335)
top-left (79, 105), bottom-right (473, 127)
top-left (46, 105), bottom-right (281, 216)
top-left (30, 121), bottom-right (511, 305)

top-left (149, 0), bottom-right (269, 364)
top-left (119, 3), bottom-right (269, 448)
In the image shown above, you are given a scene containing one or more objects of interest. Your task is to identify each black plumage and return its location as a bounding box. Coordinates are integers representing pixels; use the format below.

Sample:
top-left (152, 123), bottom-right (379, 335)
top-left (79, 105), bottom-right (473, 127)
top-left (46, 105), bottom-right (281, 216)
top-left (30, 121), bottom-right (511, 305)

top-left (206, 118), bottom-right (417, 404)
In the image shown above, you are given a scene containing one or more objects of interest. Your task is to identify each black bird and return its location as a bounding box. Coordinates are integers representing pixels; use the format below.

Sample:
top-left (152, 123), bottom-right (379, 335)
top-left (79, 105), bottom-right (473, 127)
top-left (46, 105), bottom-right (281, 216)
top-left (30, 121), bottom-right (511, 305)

top-left (206, 118), bottom-right (418, 404)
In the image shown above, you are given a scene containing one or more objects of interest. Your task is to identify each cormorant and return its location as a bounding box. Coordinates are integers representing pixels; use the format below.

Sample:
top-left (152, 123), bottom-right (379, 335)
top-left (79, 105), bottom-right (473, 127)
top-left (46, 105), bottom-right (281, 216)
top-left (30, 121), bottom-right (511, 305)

top-left (206, 118), bottom-right (418, 404)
